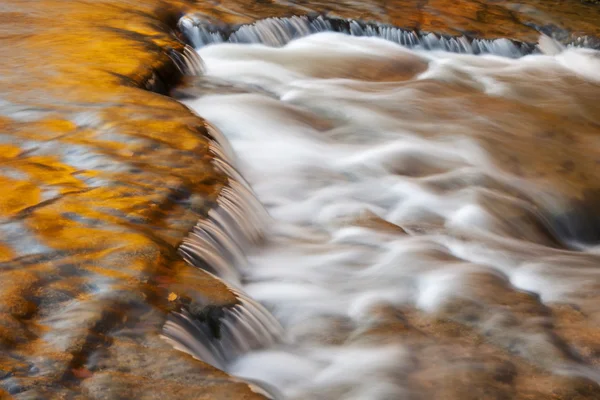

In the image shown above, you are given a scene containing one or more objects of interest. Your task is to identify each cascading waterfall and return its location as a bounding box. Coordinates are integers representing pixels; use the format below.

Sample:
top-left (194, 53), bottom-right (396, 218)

top-left (170, 44), bottom-right (206, 76)
top-left (161, 117), bottom-right (285, 398)
top-left (178, 15), bottom-right (536, 57)
top-left (166, 14), bottom-right (600, 400)
top-left (179, 14), bottom-right (597, 58)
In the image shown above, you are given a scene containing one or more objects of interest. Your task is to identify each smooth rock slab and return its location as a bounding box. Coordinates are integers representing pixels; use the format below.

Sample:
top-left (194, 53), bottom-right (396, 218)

top-left (0, 0), bottom-right (261, 398)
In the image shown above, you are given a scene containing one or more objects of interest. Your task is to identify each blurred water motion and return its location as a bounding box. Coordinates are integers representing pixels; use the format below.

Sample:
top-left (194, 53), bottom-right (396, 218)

top-left (176, 27), bottom-right (600, 399)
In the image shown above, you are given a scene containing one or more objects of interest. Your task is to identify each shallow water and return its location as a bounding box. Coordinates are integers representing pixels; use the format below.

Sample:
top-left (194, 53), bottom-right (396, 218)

top-left (180, 31), bottom-right (600, 399)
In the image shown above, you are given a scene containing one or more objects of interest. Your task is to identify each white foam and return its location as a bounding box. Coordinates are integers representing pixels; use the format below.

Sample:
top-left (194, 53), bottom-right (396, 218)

top-left (183, 32), bottom-right (600, 397)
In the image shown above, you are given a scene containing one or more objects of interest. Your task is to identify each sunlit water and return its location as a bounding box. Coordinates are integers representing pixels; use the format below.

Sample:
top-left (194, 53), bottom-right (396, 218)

top-left (180, 31), bottom-right (600, 399)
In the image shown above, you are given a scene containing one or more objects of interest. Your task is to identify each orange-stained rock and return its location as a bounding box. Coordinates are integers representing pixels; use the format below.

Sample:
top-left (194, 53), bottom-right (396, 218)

top-left (0, 0), bottom-right (261, 398)
top-left (0, 177), bottom-right (41, 217)
top-left (185, 0), bottom-right (600, 43)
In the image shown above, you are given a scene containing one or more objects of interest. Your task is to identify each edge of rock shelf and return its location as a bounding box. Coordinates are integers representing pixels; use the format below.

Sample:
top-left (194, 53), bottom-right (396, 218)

top-left (0, 0), bottom-right (264, 398)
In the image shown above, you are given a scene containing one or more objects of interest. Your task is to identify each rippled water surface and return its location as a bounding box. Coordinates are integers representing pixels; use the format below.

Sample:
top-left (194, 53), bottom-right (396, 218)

top-left (179, 31), bottom-right (600, 399)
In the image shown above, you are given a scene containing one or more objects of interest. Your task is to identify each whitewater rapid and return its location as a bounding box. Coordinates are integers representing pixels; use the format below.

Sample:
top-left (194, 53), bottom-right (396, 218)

top-left (180, 31), bottom-right (600, 399)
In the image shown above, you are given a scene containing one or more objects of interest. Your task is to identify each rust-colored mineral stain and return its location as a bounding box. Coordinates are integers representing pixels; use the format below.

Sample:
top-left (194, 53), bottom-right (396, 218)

top-left (0, 176), bottom-right (41, 217)
top-left (29, 206), bottom-right (153, 251)
top-left (0, 145), bottom-right (22, 159)
top-left (0, 244), bottom-right (15, 263)
top-left (12, 156), bottom-right (87, 191)
top-left (71, 367), bottom-right (94, 379)
top-left (0, 270), bottom-right (39, 318)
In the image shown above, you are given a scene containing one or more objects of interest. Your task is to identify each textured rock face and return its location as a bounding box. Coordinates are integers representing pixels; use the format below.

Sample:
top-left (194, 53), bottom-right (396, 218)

top-left (180, 30), bottom-right (600, 399)
top-left (0, 0), bottom-right (261, 398)
top-left (1, 0), bottom-right (600, 399)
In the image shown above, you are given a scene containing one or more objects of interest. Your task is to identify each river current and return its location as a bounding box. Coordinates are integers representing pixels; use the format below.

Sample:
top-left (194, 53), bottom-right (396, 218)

top-left (174, 23), bottom-right (600, 400)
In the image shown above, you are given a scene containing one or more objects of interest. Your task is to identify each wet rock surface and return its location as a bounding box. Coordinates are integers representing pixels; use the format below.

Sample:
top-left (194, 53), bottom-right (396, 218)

top-left (1, 0), bottom-right (600, 399)
top-left (181, 29), bottom-right (600, 399)
top-left (183, 0), bottom-right (600, 44)
top-left (0, 0), bottom-right (262, 398)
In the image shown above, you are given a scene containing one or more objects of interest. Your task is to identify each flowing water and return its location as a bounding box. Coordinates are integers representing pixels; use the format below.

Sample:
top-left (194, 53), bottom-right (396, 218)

top-left (173, 20), bottom-right (600, 400)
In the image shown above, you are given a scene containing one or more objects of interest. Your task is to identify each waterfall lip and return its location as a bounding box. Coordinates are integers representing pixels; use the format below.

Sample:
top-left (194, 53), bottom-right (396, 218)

top-left (160, 266), bottom-right (285, 367)
top-left (168, 44), bottom-right (205, 76)
top-left (178, 14), bottom-right (540, 57)
top-left (161, 120), bottom-right (284, 394)
top-left (177, 14), bottom-right (600, 60)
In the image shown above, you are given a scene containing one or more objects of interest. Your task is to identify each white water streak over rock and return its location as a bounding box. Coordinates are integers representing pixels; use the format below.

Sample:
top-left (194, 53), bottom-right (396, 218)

top-left (180, 32), bottom-right (600, 399)
top-left (179, 15), bottom-right (542, 58)
top-left (162, 116), bottom-right (283, 397)
top-left (170, 44), bottom-right (206, 76)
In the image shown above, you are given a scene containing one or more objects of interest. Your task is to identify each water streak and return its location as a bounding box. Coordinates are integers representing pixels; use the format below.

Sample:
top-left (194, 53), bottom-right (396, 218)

top-left (162, 120), bottom-right (283, 390)
top-left (178, 14), bottom-right (591, 57)
top-left (175, 27), bottom-right (600, 399)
